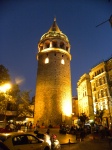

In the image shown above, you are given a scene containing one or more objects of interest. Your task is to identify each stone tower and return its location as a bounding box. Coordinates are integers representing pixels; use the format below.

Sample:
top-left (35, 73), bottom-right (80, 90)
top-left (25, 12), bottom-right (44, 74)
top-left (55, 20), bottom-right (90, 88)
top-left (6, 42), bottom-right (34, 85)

top-left (34, 18), bottom-right (72, 127)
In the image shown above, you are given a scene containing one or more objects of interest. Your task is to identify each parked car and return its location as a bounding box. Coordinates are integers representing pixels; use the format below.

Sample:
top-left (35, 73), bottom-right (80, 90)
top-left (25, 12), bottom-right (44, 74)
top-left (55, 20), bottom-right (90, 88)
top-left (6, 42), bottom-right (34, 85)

top-left (0, 132), bottom-right (51, 150)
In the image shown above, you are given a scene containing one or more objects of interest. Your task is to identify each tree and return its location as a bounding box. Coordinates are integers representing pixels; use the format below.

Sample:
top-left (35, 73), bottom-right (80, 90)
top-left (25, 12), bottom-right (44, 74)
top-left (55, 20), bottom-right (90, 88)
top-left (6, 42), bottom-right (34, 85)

top-left (0, 65), bottom-right (11, 115)
top-left (16, 91), bottom-right (34, 118)
top-left (95, 109), bottom-right (105, 125)
top-left (0, 65), bottom-right (10, 84)
top-left (0, 64), bottom-right (34, 121)
top-left (78, 113), bottom-right (89, 127)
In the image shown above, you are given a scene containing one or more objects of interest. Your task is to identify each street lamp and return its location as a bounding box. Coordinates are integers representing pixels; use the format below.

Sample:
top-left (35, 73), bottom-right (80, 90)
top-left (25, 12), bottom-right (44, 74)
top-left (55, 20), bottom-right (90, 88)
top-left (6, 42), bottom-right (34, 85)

top-left (0, 83), bottom-right (11, 92)
top-left (0, 83), bottom-right (11, 126)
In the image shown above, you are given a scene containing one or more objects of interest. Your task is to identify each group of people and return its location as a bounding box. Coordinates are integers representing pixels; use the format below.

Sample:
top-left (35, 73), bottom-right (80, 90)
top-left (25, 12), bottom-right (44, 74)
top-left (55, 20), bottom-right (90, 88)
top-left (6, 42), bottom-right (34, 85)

top-left (5, 121), bottom-right (33, 132)
top-left (59, 123), bottom-right (112, 141)
top-left (92, 125), bottom-right (112, 139)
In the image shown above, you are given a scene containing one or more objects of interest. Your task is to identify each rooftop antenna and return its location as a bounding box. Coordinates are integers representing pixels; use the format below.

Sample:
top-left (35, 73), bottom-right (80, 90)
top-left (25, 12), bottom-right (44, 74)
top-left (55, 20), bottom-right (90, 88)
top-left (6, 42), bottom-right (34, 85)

top-left (96, 15), bottom-right (112, 27)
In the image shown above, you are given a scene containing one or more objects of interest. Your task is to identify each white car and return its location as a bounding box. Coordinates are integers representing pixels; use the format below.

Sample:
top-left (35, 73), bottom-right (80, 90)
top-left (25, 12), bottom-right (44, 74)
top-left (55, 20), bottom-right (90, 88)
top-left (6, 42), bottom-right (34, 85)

top-left (34, 132), bottom-right (61, 150)
top-left (0, 132), bottom-right (51, 150)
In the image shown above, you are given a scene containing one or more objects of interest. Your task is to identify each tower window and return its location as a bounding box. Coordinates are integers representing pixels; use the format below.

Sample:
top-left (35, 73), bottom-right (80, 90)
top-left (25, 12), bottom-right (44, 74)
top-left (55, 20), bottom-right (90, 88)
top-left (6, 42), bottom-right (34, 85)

top-left (45, 57), bottom-right (49, 64)
top-left (45, 42), bottom-right (50, 48)
top-left (66, 47), bottom-right (68, 51)
top-left (44, 41), bottom-right (50, 49)
top-left (52, 41), bottom-right (57, 48)
top-left (60, 42), bottom-right (64, 49)
top-left (61, 59), bottom-right (65, 65)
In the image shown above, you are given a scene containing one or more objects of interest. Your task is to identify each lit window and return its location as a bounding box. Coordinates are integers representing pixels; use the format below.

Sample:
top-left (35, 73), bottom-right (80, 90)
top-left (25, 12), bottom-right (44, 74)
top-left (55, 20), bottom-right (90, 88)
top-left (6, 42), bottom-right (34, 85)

top-left (45, 57), bottom-right (49, 64)
top-left (101, 90), bottom-right (104, 97)
top-left (61, 59), bottom-right (65, 64)
top-left (99, 78), bottom-right (102, 85)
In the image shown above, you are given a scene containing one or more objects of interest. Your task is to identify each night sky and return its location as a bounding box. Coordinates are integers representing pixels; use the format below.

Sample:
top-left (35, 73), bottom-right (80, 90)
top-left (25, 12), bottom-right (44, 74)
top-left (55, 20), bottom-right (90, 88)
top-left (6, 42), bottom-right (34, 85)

top-left (0, 0), bottom-right (112, 98)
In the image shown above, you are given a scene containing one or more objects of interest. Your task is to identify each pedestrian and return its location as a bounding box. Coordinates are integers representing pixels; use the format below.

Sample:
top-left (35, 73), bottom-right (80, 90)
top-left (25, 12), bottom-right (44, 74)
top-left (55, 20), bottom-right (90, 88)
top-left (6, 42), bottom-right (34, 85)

top-left (46, 128), bottom-right (50, 135)
top-left (10, 123), bottom-right (15, 131)
top-left (80, 127), bottom-right (85, 141)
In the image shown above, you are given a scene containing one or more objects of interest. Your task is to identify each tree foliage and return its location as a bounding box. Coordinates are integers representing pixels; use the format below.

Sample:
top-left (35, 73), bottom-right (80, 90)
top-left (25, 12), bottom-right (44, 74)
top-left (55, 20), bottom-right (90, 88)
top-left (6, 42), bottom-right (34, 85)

top-left (17, 91), bottom-right (34, 118)
top-left (0, 64), bottom-right (10, 84)
top-left (78, 113), bottom-right (89, 127)
top-left (0, 64), bottom-right (34, 120)
top-left (95, 109), bottom-right (105, 124)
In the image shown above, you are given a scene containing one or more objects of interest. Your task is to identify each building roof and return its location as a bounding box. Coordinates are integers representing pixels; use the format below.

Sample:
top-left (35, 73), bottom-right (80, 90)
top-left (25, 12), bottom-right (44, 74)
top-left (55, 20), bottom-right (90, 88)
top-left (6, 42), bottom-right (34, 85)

top-left (40, 18), bottom-right (69, 43)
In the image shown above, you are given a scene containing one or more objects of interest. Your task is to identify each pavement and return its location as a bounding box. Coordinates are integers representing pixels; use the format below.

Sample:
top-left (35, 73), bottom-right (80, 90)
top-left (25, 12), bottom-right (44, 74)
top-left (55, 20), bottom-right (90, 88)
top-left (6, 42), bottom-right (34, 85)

top-left (60, 135), bottom-right (112, 150)
top-left (32, 128), bottom-right (112, 150)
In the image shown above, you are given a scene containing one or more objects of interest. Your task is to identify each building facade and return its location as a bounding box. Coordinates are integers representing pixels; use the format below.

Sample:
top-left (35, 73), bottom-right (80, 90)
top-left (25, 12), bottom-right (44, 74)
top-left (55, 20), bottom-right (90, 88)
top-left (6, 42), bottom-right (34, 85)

top-left (34, 19), bottom-right (72, 127)
top-left (77, 73), bottom-right (93, 120)
top-left (89, 57), bottom-right (112, 127)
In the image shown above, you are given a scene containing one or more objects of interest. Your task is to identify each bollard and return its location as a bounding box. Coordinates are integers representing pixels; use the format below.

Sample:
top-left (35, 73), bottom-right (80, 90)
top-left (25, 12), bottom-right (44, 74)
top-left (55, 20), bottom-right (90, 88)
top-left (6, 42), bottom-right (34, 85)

top-left (69, 139), bottom-right (70, 144)
top-left (69, 139), bottom-right (70, 148)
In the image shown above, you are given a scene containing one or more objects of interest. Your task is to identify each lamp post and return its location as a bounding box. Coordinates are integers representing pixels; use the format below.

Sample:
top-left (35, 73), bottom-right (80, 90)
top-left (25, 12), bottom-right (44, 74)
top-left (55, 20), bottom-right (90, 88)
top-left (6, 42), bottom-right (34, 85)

top-left (0, 83), bottom-right (11, 126)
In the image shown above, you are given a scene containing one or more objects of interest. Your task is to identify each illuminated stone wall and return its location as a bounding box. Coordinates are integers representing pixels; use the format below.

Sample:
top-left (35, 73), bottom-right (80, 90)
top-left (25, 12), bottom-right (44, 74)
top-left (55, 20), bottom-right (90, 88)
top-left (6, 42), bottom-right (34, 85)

top-left (34, 51), bottom-right (72, 126)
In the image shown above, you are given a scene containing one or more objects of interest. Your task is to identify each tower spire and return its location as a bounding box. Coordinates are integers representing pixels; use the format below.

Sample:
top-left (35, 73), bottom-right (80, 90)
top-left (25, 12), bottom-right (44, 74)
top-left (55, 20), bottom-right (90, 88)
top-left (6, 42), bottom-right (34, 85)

top-left (48, 18), bottom-right (61, 32)
top-left (54, 17), bottom-right (56, 22)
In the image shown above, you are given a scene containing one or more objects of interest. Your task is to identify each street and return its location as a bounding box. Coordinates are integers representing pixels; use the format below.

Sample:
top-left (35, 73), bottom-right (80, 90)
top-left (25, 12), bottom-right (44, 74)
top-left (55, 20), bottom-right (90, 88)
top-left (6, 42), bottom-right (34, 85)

top-left (33, 128), bottom-right (112, 150)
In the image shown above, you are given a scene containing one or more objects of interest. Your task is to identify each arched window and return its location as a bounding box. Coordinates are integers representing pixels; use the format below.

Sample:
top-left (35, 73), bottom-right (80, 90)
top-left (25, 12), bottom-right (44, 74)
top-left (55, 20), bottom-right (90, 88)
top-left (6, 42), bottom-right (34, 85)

top-left (45, 57), bottom-right (49, 64)
top-left (61, 59), bottom-right (65, 65)
top-left (60, 42), bottom-right (64, 49)
top-left (45, 41), bottom-right (50, 48)
top-left (52, 41), bottom-right (57, 48)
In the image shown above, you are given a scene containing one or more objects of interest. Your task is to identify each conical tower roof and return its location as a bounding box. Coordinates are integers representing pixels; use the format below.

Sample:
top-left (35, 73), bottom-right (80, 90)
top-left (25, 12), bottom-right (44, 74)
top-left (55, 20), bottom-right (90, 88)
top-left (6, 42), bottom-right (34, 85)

top-left (40, 18), bottom-right (69, 42)
top-left (48, 18), bottom-right (61, 32)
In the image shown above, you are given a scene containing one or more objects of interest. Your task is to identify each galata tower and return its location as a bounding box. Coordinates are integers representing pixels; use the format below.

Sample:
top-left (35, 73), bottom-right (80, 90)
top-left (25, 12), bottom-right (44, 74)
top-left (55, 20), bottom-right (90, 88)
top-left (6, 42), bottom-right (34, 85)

top-left (34, 18), bottom-right (72, 127)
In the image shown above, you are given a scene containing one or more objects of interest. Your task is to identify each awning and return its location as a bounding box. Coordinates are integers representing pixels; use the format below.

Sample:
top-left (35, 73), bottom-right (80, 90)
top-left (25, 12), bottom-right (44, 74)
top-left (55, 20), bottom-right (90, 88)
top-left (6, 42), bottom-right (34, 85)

top-left (16, 117), bottom-right (26, 121)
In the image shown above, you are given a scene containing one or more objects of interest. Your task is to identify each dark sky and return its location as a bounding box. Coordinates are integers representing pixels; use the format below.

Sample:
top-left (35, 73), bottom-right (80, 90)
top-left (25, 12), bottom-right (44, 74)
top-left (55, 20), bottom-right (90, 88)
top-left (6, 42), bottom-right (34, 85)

top-left (0, 0), bottom-right (112, 98)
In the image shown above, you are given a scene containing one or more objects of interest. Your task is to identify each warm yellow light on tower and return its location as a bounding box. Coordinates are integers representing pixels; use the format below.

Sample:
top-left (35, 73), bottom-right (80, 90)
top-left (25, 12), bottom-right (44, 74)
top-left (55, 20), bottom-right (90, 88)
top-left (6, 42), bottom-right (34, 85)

top-left (62, 100), bottom-right (72, 116)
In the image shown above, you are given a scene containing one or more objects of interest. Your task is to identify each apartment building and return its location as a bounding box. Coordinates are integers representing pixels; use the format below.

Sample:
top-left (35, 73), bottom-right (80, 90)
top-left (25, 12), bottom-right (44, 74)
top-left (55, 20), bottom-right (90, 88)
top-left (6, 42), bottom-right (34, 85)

top-left (89, 57), bottom-right (112, 127)
top-left (77, 73), bottom-right (94, 120)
